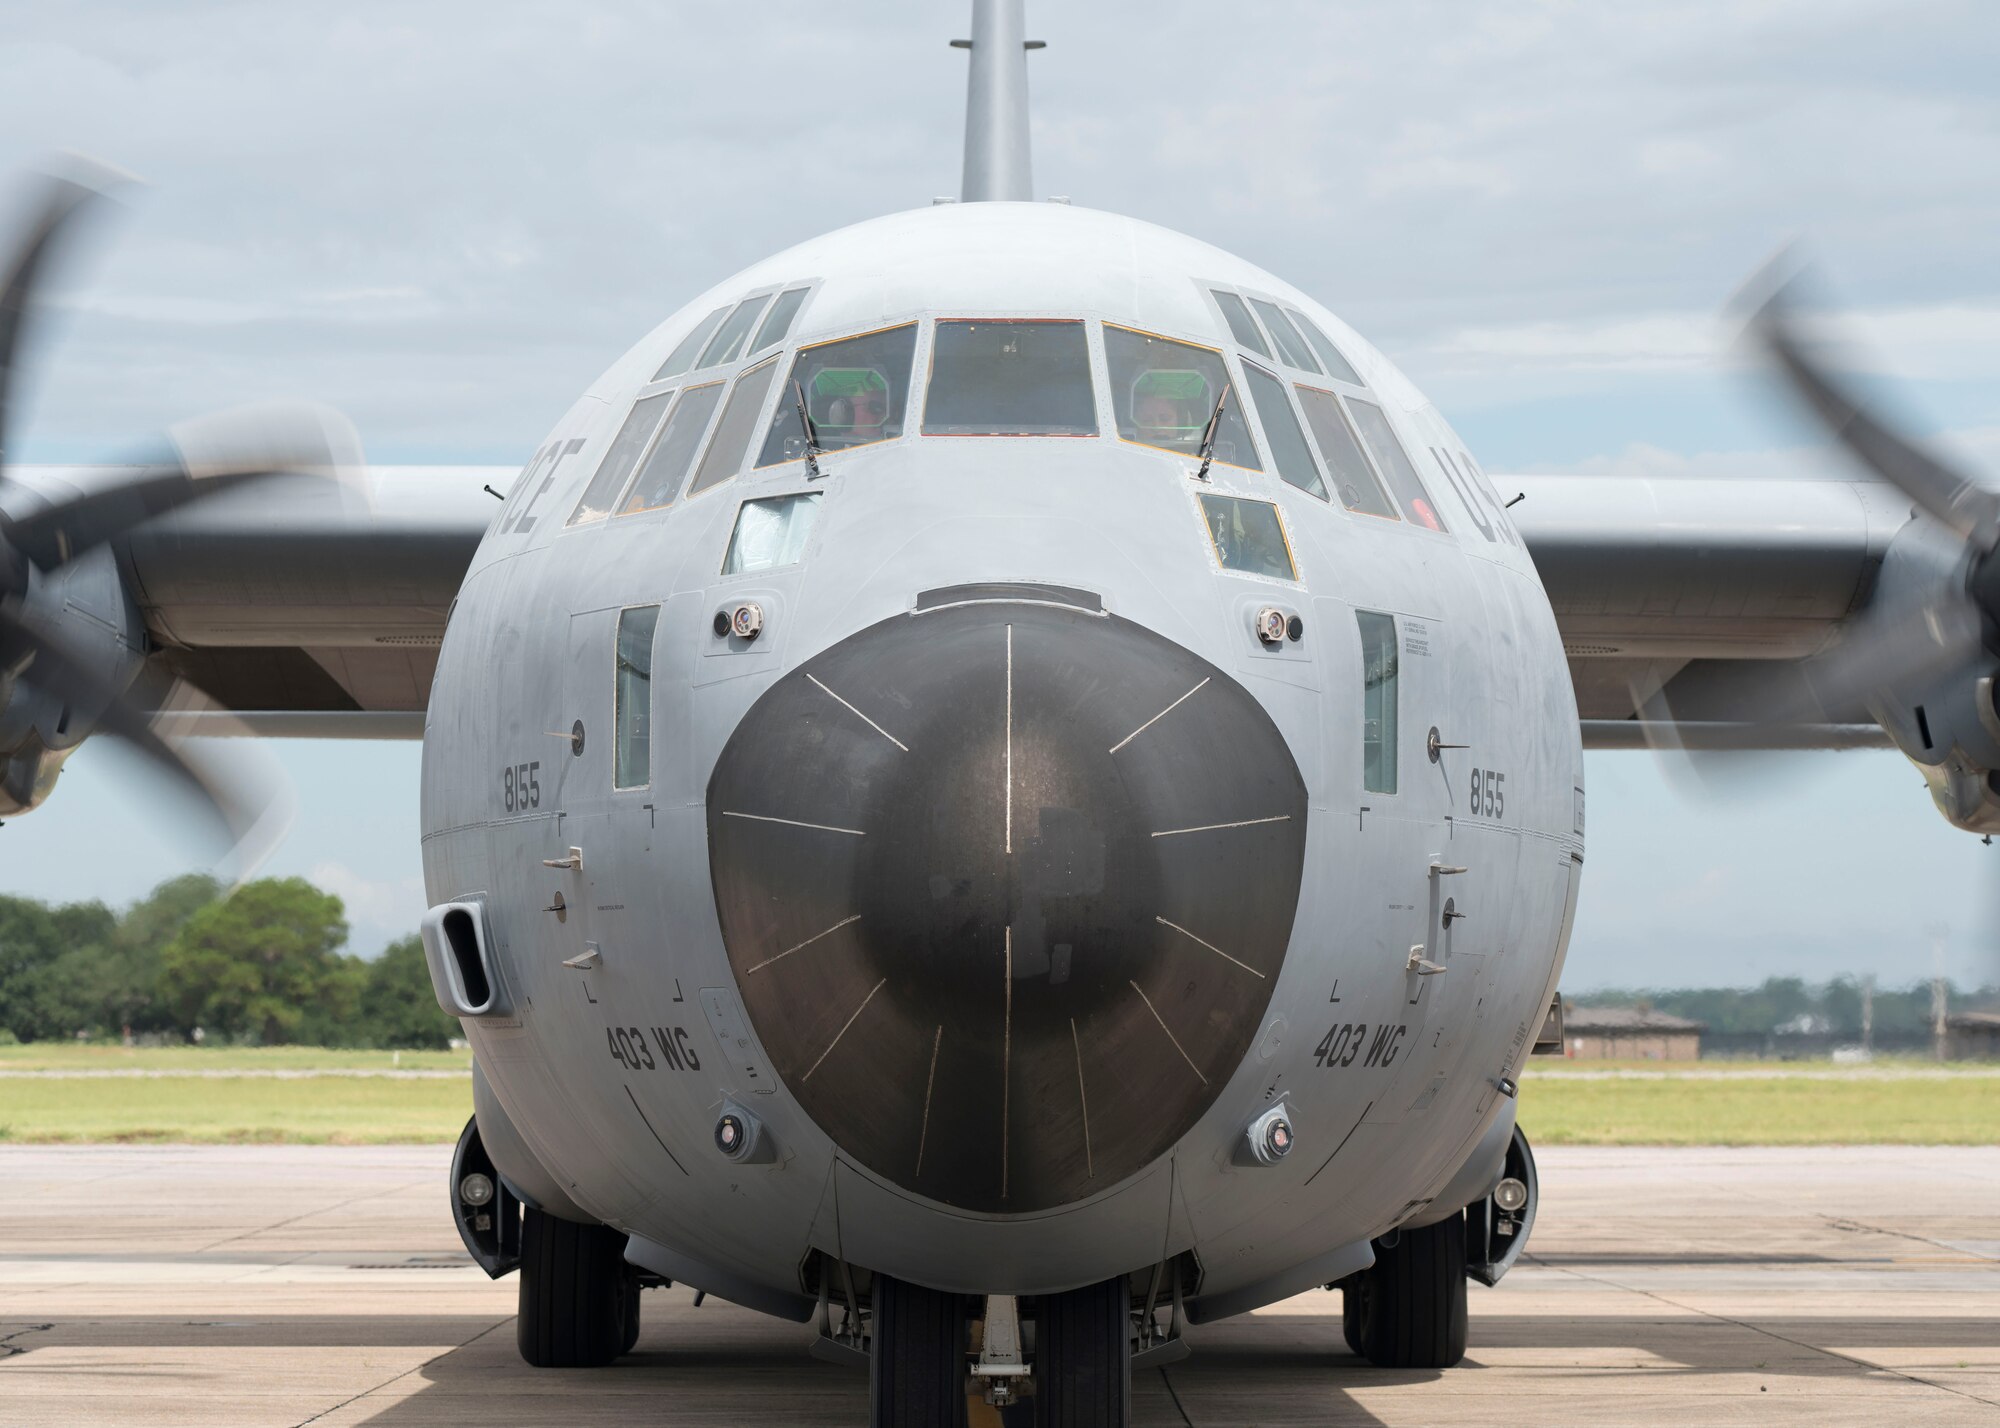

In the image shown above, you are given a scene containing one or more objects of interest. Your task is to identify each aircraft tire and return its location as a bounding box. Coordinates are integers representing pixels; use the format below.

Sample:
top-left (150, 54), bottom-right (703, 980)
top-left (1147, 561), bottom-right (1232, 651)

top-left (869, 1274), bottom-right (969, 1428)
top-left (618, 1265), bottom-right (642, 1356)
top-left (1033, 1278), bottom-right (1132, 1427)
top-left (1338, 1273), bottom-right (1364, 1356)
top-left (1352, 1213), bottom-right (1468, 1369)
top-left (516, 1206), bottom-right (630, 1368)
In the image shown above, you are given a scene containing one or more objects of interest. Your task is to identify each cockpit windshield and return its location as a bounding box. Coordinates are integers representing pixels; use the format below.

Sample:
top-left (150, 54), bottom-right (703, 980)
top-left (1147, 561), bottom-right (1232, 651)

top-left (922, 320), bottom-right (1096, 436)
top-left (1104, 325), bottom-right (1260, 470)
top-left (757, 322), bottom-right (919, 466)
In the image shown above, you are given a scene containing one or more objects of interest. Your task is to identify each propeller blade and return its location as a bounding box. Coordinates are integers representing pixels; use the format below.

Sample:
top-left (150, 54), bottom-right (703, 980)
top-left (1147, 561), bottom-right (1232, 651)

top-left (0, 167), bottom-right (124, 473)
top-left (1746, 270), bottom-right (2000, 545)
top-left (1, 400), bottom-right (365, 571)
top-left (0, 602), bottom-right (287, 872)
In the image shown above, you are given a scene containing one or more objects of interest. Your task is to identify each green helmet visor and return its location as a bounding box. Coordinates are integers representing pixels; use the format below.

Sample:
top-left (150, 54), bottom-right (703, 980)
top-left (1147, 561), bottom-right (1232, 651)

top-left (809, 367), bottom-right (890, 433)
top-left (1131, 369), bottom-right (1210, 436)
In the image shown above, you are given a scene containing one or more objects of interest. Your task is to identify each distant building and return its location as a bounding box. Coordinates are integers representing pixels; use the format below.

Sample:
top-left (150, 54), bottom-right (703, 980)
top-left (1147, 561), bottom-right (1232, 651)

top-left (1565, 1006), bottom-right (1705, 1060)
top-left (1945, 1012), bottom-right (2000, 1061)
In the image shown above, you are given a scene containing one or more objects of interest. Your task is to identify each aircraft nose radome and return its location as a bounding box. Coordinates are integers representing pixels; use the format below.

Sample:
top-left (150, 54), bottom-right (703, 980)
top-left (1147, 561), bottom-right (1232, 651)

top-left (705, 595), bottom-right (1307, 1214)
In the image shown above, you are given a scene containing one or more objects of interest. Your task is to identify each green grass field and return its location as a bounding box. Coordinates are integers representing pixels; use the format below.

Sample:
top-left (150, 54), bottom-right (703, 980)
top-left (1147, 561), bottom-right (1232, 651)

top-left (0, 1047), bottom-right (1994, 1145)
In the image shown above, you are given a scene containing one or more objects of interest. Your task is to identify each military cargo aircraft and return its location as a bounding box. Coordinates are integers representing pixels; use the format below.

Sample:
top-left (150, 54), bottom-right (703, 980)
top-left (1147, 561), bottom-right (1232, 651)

top-left (3, 2), bottom-right (1989, 1423)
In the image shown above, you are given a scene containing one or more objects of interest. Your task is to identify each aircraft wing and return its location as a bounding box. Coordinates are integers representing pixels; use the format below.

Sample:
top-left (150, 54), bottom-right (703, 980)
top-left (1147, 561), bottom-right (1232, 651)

top-left (84, 463), bottom-right (506, 736)
top-left (1506, 474), bottom-right (1915, 750)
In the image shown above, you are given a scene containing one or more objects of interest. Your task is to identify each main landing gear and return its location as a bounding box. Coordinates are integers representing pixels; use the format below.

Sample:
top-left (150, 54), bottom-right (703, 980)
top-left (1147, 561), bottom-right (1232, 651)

top-left (517, 1204), bottom-right (645, 1367)
top-left (867, 1274), bottom-right (1134, 1428)
top-left (1339, 1212), bottom-right (1469, 1369)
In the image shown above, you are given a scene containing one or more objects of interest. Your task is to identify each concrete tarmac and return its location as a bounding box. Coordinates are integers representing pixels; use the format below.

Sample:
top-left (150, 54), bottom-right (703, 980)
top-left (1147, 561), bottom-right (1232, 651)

top-left (1, 1144), bottom-right (1996, 1426)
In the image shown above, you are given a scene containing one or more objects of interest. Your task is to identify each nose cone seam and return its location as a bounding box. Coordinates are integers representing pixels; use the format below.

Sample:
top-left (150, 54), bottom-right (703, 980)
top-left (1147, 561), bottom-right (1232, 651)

top-left (707, 600), bottom-right (1307, 1213)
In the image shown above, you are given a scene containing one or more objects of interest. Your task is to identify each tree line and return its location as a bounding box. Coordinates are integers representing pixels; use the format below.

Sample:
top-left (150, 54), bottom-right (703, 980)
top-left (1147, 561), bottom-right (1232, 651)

top-left (0, 875), bottom-right (456, 1048)
top-left (1581, 975), bottom-right (1998, 1038)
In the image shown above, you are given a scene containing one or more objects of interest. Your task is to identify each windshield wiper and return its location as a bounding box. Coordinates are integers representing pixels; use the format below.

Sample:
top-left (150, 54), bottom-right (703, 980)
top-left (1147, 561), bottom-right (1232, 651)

top-left (792, 379), bottom-right (825, 481)
top-left (1192, 381), bottom-right (1233, 483)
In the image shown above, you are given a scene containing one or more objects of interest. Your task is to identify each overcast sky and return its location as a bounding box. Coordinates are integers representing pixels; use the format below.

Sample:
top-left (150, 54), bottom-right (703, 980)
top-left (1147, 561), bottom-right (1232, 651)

top-left (2, 2), bottom-right (1997, 989)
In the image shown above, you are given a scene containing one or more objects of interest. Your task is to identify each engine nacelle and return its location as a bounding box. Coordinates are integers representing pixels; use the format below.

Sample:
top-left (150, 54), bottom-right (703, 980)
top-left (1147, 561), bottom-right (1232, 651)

top-left (1863, 520), bottom-right (2000, 835)
top-left (0, 542), bottom-right (146, 816)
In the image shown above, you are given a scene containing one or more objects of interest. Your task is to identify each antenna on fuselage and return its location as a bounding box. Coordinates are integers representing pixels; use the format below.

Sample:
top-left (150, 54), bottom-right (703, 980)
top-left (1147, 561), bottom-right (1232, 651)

top-left (952, 0), bottom-right (1044, 202)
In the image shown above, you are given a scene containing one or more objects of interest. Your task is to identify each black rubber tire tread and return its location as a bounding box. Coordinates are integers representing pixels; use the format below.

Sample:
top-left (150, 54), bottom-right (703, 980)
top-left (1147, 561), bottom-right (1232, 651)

top-left (1339, 1273), bottom-right (1365, 1356)
top-left (618, 1266), bottom-right (642, 1356)
top-left (1355, 1214), bottom-right (1468, 1369)
top-left (870, 1274), bottom-right (969, 1428)
top-left (1034, 1277), bottom-right (1132, 1428)
top-left (516, 1206), bottom-right (630, 1368)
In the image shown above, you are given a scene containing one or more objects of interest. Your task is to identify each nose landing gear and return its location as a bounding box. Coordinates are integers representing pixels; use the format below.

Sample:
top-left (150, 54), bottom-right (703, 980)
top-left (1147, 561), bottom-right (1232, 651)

top-left (1339, 1214), bottom-right (1469, 1369)
top-left (865, 1275), bottom-right (1137, 1427)
top-left (517, 1205), bottom-right (644, 1368)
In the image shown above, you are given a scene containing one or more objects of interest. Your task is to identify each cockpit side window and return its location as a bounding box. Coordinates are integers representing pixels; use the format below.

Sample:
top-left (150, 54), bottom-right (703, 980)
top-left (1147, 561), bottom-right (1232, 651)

top-left (1357, 611), bottom-right (1398, 795)
top-left (567, 391), bottom-right (674, 526)
top-left (1210, 291), bottom-right (1271, 359)
top-left (1198, 493), bottom-right (1296, 580)
top-left (619, 382), bottom-right (725, 514)
top-left (757, 322), bottom-right (919, 466)
top-left (1240, 362), bottom-right (1326, 500)
top-left (1346, 398), bottom-right (1447, 533)
top-left (751, 287), bottom-right (810, 355)
top-left (1294, 385), bottom-right (1397, 519)
top-left (614, 604), bottom-right (659, 791)
top-left (1248, 297), bottom-right (1323, 375)
top-left (688, 358), bottom-right (781, 497)
top-left (1104, 325), bottom-right (1261, 471)
top-left (1288, 310), bottom-right (1365, 387)
top-left (697, 295), bottom-right (770, 370)
top-left (922, 320), bottom-right (1097, 436)
top-left (653, 307), bottom-right (729, 383)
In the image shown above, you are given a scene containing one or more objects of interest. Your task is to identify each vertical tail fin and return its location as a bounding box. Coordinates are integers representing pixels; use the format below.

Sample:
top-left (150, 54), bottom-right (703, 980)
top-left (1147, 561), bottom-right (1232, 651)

top-left (958, 0), bottom-right (1038, 202)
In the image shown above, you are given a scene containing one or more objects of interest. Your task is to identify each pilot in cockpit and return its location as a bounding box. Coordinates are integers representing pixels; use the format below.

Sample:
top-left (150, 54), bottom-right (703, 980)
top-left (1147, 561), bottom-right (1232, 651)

top-left (810, 367), bottom-right (892, 449)
top-left (1130, 369), bottom-right (1208, 452)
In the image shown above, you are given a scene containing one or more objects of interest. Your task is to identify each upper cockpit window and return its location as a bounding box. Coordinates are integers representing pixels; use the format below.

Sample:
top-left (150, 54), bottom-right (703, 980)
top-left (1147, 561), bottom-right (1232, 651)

top-left (1288, 311), bottom-right (1365, 387)
top-left (1105, 325), bottom-right (1261, 470)
top-left (653, 307), bottom-right (728, 383)
top-left (1248, 298), bottom-right (1322, 375)
top-left (1295, 385), bottom-right (1397, 520)
top-left (1240, 363), bottom-right (1327, 501)
top-left (1210, 291), bottom-right (1271, 360)
top-left (757, 322), bottom-right (919, 466)
top-left (1198, 493), bottom-right (1297, 580)
top-left (688, 358), bottom-right (781, 497)
top-left (619, 382), bottom-right (725, 514)
top-left (751, 287), bottom-right (810, 355)
top-left (698, 295), bottom-right (770, 370)
top-left (567, 391), bottom-right (675, 526)
top-left (922, 320), bottom-right (1097, 437)
top-left (1346, 398), bottom-right (1446, 533)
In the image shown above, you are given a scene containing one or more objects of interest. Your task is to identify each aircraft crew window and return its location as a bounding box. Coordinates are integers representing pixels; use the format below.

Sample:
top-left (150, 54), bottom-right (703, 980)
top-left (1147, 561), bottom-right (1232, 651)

top-left (1210, 291), bottom-right (1271, 359)
top-left (922, 320), bottom-right (1097, 436)
top-left (751, 287), bottom-right (810, 354)
top-left (614, 605), bottom-right (659, 790)
top-left (724, 492), bottom-right (822, 575)
top-left (1249, 297), bottom-right (1322, 375)
top-left (1347, 398), bottom-right (1446, 532)
top-left (1198, 493), bottom-right (1296, 580)
top-left (1105, 324), bottom-right (1260, 469)
top-left (619, 382), bottom-right (725, 514)
top-left (689, 358), bottom-right (781, 497)
top-left (757, 322), bottom-right (919, 465)
top-left (1240, 363), bottom-right (1326, 500)
top-left (653, 306), bottom-right (729, 382)
top-left (1295, 385), bottom-right (1397, 520)
top-left (1288, 310), bottom-right (1365, 387)
top-left (1357, 610), bottom-right (1398, 795)
top-left (698, 295), bottom-right (770, 370)
top-left (567, 391), bottom-right (675, 526)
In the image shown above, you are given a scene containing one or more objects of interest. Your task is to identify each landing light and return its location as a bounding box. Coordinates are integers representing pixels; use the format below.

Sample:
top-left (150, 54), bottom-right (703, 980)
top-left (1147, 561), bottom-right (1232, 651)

top-left (1494, 1176), bottom-right (1529, 1213)
top-left (458, 1172), bottom-right (495, 1207)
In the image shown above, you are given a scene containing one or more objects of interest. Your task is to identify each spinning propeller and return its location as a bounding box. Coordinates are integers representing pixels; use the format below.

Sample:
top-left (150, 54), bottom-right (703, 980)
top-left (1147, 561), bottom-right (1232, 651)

top-left (0, 165), bottom-right (358, 868)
